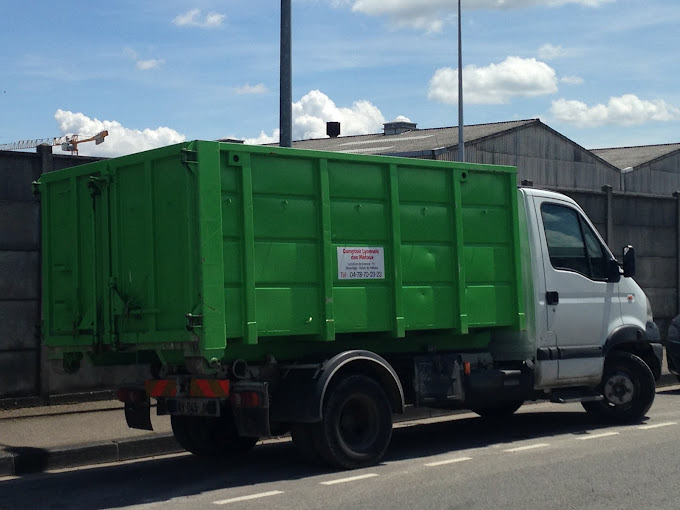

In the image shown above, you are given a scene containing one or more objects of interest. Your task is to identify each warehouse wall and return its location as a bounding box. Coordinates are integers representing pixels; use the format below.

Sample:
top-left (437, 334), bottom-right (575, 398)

top-left (624, 151), bottom-right (680, 195)
top-left (436, 124), bottom-right (623, 191)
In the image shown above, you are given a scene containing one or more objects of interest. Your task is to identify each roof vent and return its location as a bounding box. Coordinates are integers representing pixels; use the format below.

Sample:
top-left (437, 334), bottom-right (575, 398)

top-left (383, 120), bottom-right (417, 136)
top-left (327, 122), bottom-right (341, 138)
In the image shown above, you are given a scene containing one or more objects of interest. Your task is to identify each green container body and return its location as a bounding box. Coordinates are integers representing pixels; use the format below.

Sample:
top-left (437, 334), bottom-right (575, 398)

top-left (38, 141), bottom-right (525, 366)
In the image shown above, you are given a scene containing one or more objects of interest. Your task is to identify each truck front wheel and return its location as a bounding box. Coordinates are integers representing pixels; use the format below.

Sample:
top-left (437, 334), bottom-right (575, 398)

top-left (582, 351), bottom-right (655, 423)
top-left (316, 375), bottom-right (393, 469)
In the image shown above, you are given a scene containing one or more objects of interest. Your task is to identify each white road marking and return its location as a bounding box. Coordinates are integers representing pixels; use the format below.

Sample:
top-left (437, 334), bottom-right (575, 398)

top-left (425, 456), bottom-right (473, 467)
top-left (577, 431), bottom-right (620, 440)
top-left (320, 473), bottom-right (379, 485)
top-left (213, 491), bottom-right (284, 505)
top-left (503, 443), bottom-right (550, 453)
top-left (638, 421), bottom-right (677, 430)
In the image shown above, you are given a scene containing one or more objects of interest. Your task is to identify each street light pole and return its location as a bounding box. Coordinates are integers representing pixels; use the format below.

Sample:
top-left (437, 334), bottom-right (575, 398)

top-left (457, 0), bottom-right (465, 162)
top-left (280, 0), bottom-right (292, 148)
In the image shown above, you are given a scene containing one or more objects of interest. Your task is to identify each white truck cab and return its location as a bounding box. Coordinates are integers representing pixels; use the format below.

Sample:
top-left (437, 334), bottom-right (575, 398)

top-left (520, 187), bottom-right (661, 420)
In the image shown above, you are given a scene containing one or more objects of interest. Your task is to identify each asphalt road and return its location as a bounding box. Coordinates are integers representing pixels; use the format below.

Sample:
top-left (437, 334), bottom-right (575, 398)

top-left (2, 386), bottom-right (680, 510)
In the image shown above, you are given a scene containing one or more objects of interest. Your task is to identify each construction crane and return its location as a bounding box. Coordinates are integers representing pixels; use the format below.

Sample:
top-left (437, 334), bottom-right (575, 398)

top-left (0, 130), bottom-right (108, 155)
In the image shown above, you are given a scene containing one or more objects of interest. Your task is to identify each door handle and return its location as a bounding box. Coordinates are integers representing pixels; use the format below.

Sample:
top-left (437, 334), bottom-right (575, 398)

top-left (546, 291), bottom-right (559, 305)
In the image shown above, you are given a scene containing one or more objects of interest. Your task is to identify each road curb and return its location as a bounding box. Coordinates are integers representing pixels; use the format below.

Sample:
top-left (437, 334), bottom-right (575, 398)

top-left (0, 390), bottom-right (116, 411)
top-left (0, 434), bottom-right (182, 477)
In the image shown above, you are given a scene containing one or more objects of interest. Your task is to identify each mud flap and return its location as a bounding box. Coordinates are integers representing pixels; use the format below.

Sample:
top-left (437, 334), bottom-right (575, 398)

top-left (231, 382), bottom-right (270, 438)
top-left (124, 401), bottom-right (153, 431)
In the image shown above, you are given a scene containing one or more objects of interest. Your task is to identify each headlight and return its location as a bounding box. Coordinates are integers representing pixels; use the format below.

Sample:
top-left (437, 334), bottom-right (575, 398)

top-left (646, 298), bottom-right (654, 323)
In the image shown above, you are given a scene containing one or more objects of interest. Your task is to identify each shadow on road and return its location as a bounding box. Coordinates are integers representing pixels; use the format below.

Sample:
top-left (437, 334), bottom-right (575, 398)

top-left (0, 407), bottom-right (645, 509)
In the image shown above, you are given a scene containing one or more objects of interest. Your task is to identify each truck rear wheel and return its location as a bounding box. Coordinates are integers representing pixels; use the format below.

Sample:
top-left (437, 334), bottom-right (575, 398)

top-left (315, 375), bottom-right (393, 469)
top-left (582, 351), bottom-right (655, 423)
top-left (170, 414), bottom-right (258, 456)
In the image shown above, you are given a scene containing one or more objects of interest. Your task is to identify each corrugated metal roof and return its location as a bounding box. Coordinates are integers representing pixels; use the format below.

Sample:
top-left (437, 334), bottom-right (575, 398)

top-left (591, 143), bottom-right (680, 169)
top-left (287, 119), bottom-right (538, 156)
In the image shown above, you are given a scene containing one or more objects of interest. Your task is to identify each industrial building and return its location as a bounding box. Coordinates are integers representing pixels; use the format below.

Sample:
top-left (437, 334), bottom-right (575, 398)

top-left (292, 118), bottom-right (680, 195)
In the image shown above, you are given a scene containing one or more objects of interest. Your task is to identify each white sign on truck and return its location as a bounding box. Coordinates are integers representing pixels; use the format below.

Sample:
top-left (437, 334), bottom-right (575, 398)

top-left (337, 246), bottom-right (385, 280)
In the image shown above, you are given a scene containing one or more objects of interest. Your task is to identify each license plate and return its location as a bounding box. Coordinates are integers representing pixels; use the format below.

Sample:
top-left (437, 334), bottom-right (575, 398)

top-left (166, 398), bottom-right (220, 417)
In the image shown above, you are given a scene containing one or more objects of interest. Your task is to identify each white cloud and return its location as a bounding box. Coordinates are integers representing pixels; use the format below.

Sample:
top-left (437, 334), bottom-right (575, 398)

top-left (560, 75), bottom-right (584, 85)
top-left (291, 90), bottom-right (386, 139)
top-left (244, 129), bottom-right (280, 145)
top-left (237, 90), bottom-right (390, 144)
top-left (235, 83), bottom-right (268, 95)
top-left (428, 56), bottom-right (558, 105)
top-left (538, 44), bottom-right (569, 60)
top-left (550, 94), bottom-right (680, 127)
top-left (136, 59), bottom-right (165, 71)
top-left (346, 0), bottom-right (614, 32)
top-left (173, 9), bottom-right (226, 28)
top-left (124, 48), bottom-right (164, 71)
top-left (54, 109), bottom-right (186, 157)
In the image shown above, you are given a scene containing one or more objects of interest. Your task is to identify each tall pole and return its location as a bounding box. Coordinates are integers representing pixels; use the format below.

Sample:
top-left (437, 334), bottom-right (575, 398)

top-left (457, 0), bottom-right (465, 162)
top-left (280, 0), bottom-right (292, 148)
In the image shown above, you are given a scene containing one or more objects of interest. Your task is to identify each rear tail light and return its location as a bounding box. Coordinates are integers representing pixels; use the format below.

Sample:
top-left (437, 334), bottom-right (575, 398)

top-left (116, 388), bottom-right (147, 403)
top-left (231, 391), bottom-right (261, 408)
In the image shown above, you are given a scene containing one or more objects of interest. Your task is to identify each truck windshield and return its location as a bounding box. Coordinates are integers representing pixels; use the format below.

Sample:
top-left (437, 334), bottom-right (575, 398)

top-left (541, 203), bottom-right (608, 280)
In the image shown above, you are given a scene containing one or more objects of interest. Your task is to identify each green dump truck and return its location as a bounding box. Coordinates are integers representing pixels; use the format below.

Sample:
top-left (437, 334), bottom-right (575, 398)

top-left (36, 141), bottom-right (662, 469)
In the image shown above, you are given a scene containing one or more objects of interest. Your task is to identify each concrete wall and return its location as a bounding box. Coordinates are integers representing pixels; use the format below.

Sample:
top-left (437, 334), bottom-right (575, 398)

top-left (0, 147), bottom-right (149, 400)
top-left (0, 149), bottom-right (44, 397)
top-left (567, 189), bottom-right (678, 338)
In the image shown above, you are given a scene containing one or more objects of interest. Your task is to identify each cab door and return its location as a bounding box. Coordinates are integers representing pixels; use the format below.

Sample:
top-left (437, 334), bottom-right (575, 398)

top-left (535, 198), bottom-right (622, 383)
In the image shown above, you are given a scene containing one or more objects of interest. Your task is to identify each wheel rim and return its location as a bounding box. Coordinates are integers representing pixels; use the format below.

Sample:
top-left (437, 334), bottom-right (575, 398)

top-left (336, 394), bottom-right (380, 453)
top-left (603, 372), bottom-right (635, 406)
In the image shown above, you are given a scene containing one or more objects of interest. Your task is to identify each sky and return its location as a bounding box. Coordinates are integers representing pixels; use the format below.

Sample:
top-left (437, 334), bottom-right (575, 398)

top-left (1, 0), bottom-right (679, 157)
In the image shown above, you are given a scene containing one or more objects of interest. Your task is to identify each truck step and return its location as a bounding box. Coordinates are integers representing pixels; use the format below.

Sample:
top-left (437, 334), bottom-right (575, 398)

top-left (550, 389), bottom-right (603, 404)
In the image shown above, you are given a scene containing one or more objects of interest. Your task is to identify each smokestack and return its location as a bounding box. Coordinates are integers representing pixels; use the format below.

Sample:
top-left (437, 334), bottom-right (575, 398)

top-left (327, 122), bottom-right (340, 138)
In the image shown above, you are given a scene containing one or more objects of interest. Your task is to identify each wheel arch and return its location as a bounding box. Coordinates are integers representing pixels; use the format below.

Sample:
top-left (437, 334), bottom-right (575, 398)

top-left (604, 325), bottom-right (662, 381)
top-left (318, 350), bottom-right (405, 419)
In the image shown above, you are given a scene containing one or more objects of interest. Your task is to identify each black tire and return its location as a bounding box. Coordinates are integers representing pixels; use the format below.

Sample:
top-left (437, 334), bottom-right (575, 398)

top-left (470, 400), bottom-right (524, 419)
top-left (668, 354), bottom-right (680, 383)
top-left (315, 375), bottom-right (393, 470)
top-left (170, 415), bottom-right (196, 452)
top-left (290, 423), bottom-right (324, 464)
top-left (171, 414), bottom-right (258, 457)
top-left (582, 351), bottom-right (656, 423)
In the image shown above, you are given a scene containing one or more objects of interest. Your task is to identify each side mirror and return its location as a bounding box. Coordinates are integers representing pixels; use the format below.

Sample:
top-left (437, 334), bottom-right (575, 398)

top-left (622, 245), bottom-right (635, 278)
top-left (607, 259), bottom-right (621, 283)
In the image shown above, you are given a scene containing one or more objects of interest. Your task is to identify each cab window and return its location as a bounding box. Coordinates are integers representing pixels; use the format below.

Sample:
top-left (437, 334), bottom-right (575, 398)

top-left (541, 203), bottom-right (608, 280)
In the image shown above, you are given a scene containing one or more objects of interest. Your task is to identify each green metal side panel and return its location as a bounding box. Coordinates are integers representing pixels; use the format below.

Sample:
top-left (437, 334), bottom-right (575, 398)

top-left (39, 141), bottom-right (524, 367)
top-left (217, 143), bottom-right (524, 360)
